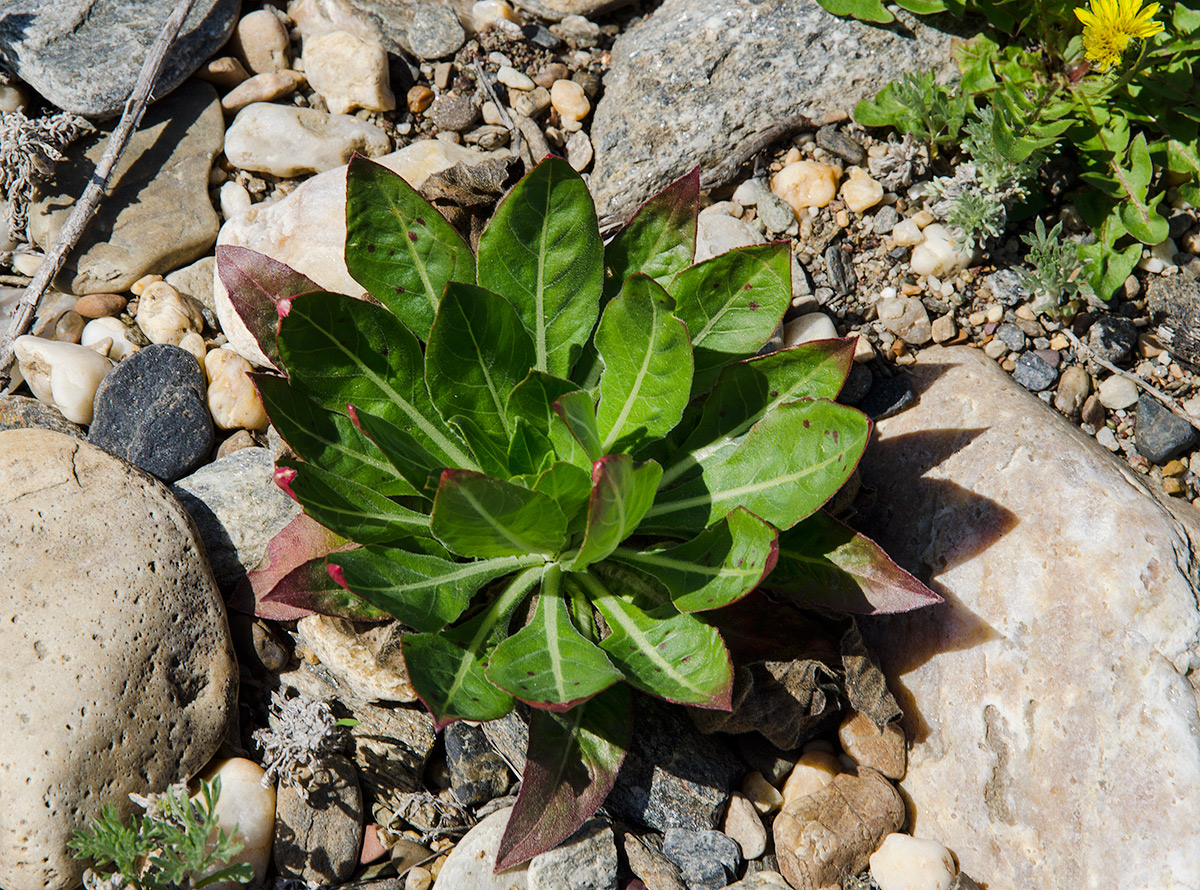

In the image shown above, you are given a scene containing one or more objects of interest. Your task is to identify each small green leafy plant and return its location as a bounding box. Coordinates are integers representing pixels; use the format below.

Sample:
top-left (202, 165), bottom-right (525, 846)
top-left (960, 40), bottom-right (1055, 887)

top-left (1016, 217), bottom-right (1095, 314)
top-left (219, 158), bottom-right (938, 867)
top-left (68, 777), bottom-right (252, 890)
top-left (848, 0), bottom-right (1200, 302)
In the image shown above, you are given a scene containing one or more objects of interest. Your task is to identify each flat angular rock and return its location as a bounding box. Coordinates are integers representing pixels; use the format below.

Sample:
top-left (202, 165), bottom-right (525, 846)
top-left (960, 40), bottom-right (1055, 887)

top-left (857, 345), bottom-right (1200, 890)
top-left (172, 446), bottom-right (301, 590)
top-left (445, 722), bottom-right (511, 808)
top-left (589, 0), bottom-right (955, 222)
top-left (435, 807), bottom-right (529, 890)
top-left (31, 81), bottom-right (223, 294)
top-left (274, 754), bottom-right (364, 885)
top-left (0, 394), bottom-right (84, 437)
top-left (0, 0), bottom-right (237, 118)
top-left (88, 343), bottom-right (214, 482)
top-left (290, 0), bottom-right (464, 61)
top-left (527, 819), bottom-right (618, 890)
top-left (0, 429), bottom-right (236, 890)
top-left (224, 103), bottom-right (390, 178)
top-left (1135, 393), bottom-right (1197, 464)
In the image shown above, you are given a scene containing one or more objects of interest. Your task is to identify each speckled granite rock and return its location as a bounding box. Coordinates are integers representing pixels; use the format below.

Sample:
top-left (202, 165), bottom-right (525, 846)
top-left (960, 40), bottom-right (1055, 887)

top-left (857, 345), bottom-right (1200, 890)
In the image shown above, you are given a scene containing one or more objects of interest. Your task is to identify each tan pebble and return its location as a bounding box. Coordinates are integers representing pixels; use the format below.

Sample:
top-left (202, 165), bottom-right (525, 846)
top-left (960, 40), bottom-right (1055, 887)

top-left (911, 209), bottom-right (935, 228)
top-left (178, 332), bottom-right (208, 380)
top-left (196, 758), bottom-right (276, 889)
top-left (835, 209), bottom-right (850, 228)
top-left (1050, 333), bottom-right (1070, 350)
top-left (481, 100), bottom-right (503, 125)
top-left (1164, 476), bottom-right (1188, 496)
top-left (206, 347), bottom-right (268, 431)
top-left (408, 85), bottom-right (434, 114)
top-left (1001, 357), bottom-right (1017, 372)
top-left (890, 217), bottom-right (924, 247)
top-left (512, 85), bottom-right (551, 118)
top-left (130, 274), bottom-right (163, 296)
top-left (75, 293), bottom-right (127, 319)
top-left (1163, 459), bottom-right (1188, 477)
top-left (1015, 304), bottom-right (1036, 320)
top-left (550, 79), bottom-right (590, 123)
top-left (221, 71), bottom-right (305, 112)
top-left (853, 334), bottom-right (875, 364)
top-left (217, 429), bottom-right (258, 460)
top-left (985, 304), bottom-right (1004, 323)
top-left (53, 310), bottom-right (84, 344)
top-left (471, 0), bottom-right (520, 31)
top-left (870, 833), bottom-right (957, 890)
top-left (305, 31), bottom-right (396, 115)
top-left (783, 147), bottom-right (802, 165)
top-left (840, 167), bottom-right (884, 213)
top-left (566, 130), bottom-right (593, 172)
top-left (741, 771), bottom-right (784, 814)
top-left (839, 710), bottom-right (907, 780)
top-left (723, 791), bottom-right (767, 860)
top-left (930, 313), bottom-right (957, 344)
top-left (135, 281), bottom-right (203, 346)
top-left (534, 62), bottom-right (568, 89)
top-left (405, 865), bottom-right (433, 890)
top-left (781, 751), bottom-right (841, 805)
top-left (197, 56), bottom-right (250, 89)
top-left (772, 160), bottom-right (840, 212)
top-left (427, 854), bottom-right (448, 879)
top-left (967, 311), bottom-right (986, 326)
top-left (232, 9), bottom-right (291, 75)
top-left (497, 65), bottom-right (535, 91)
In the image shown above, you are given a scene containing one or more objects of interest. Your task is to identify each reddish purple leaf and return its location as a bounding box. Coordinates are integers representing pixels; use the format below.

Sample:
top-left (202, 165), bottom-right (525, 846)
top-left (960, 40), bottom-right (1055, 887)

top-left (229, 512), bottom-right (355, 620)
top-left (496, 683), bottom-right (632, 870)
top-left (262, 559), bottom-right (387, 622)
top-left (766, 511), bottom-right (942, 614)
top-left (215, 245), bottom-right (320, 367)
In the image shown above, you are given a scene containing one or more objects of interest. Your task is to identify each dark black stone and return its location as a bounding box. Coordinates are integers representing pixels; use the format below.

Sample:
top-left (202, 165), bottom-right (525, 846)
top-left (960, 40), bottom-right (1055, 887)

top-left (858, 374), bottom-right (915, 420)
top-left (1012, 352), bottom-right (1059, 392)
top-left (444, 721), bottom-right (510, 808)
top-left (606, 699), bottom-right (741, 833)
top-left (1136, 394), bottom-right (1198, 464)
top-left (824, 244), bottom-right (857, 296)
top-left (996, 322), bottom-right (1027, 352)
top-left (837, 362), bottom-right (872, 407)
top-left (88, 344), bottom-right (213, 483)
top-left (1087, 315), bottom-right (1138, 364)
top-left (815, 124), bottom-right (866, 166)
top-left (662, 829), bottom-right (742, 890)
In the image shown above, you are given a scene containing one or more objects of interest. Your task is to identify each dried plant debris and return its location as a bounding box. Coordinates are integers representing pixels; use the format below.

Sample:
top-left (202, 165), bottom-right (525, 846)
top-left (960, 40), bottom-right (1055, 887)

top-left (253, 691), bottom-right (349, 800)
top-left (0, 109), bottom-right (91, 241)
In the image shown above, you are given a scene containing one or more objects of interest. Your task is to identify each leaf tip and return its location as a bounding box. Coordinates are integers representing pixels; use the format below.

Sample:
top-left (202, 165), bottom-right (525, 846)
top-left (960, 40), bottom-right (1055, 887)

top-left (277, 297), bottom-right (293, 319)
top-left (327, 562), bottom-right (348, 590)
top-left (274, 465), bottom-right (298, 499)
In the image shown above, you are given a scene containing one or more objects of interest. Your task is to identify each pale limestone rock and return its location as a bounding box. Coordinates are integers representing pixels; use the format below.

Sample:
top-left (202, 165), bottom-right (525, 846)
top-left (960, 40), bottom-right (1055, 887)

top-left (869, 834), bottom-right (956, 890)
top-left (304, 31), bottom-right (395, 115)
top-left (1097, 374), bottom-right (1139, 410)
top-left (13, 335), bottom-right (112, 424)
top-left (213, 140), bottom-right (495, 366)
top-left (780, 751), bottom-right (841, 805)
top-left (198, 757), bottom-right (277, 890)
top-left (723, 792), bottom-right (767, 860)
top-left (772, 161), bottom-right (840, 212)
top-left (695, 210), bottom-right (763, 262)
top-left (232, 9), bottom-right (292, 75)
top-left (436, 807), bottom-right (529, 889)
top-left (136, 281), bottom-right (204, 346)
top-left (741, 771), bottom-right (784, 814)
top-left (205, 347), bottom-right (269, 431)
top-left (497, 65), bottom-right (535, 91)
top-left (838, 711), bottom-right (907, 780)
top-left (179, 332), bottom-right (209, 378)
top-left (297, 615), bottom-right (419, 703)
top-left (909, 223), bottom-right (973, 278)
top-left (891, 217), bottom-right (924, 247)
top-left (783, 312), bottom-right (838, 347)
top-left (221, 71), bottom-right (306, 112)
top-left (471, 0), bottom-right (522, 30)
top-left (81, 316), bottom-right (139, 362)
top-left (0, 430), bottom-right (236, 890)
top-left (877, 296), bottom-right (932, 345)
top-left (220, 181), bottom-right (254, 220)
top-left (858, 345), bottom-right (1200, 890)
top-left (225, 103), bottom-right (390, 178)
top-left (566, 130), bottom-right (593, 172)
top-left (840, 167), bottom-right (884, 213)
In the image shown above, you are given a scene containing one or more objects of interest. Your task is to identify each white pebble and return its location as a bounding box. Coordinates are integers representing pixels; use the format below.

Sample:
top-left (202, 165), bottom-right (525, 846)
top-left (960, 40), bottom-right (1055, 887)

top-left (13, 335), bottom-right (113, 425)
top-left (985, 304), bottom-right (1004, 323)
top-left (983, 338), bottom-right (1008, 360)
top-left (199, 758), bottom-right (277, 890)
top-left (890, 217), bottom-right (924, 247)
top-left (1098, 375), bottom-right (1139, 410)
top-left (136, 281), bottom-right (204, 346)
top-left (741, 771), bottom-right (783, 814)
top-left (470, 0), bottom-right (520, 31)
top-left (783, 312), bottom-right (838, 347)
top-left (869, 833), bottom-right (957, 890)
top-left (550, 79), bottom-right (590, 129)
top-left (206, 347), bottom-right (269, 431)
top-left (178, 332), bottom-right (208, 380)
top-left (566, 130), bottom-right (593, 172)
top-left (772, 160), bottom-right (840, 212)
top-left (840, 167), bottom-right (884, 213)
top-left (733, 180), bottom-right (761, 206)
top-left (81, 317), bottom-right (139, 361)
top-left (1096, 426), bottom-right (1121, 451)
top-left (304, 31), bottom-right (396, 115)
top-left (910, 224), bottom-right (973, 278)
top-left (225, 103), bottom-right (391, 178)
top-left (220, 181), bottom-right (253, 220)
top-left (496, 65), bottom-right (535, 91)
top-left (723, 792), bottom-right (767, 860)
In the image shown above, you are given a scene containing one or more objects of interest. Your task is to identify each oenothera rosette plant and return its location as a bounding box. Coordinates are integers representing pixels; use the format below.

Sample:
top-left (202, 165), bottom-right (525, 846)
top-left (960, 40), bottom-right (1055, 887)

top-left (220, 157), bottom-right (938, 867)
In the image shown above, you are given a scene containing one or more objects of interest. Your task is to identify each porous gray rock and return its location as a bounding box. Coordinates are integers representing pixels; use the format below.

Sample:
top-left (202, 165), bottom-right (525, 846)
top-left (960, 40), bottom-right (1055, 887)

top-left (290, 0), bottom-right (465, 60)
top-left (858, 345), bottom-right (1200, 890)
top-left (589, 0), bottom-right (956, 222)
top-left (274, 754), bottom-right (364, 885)
top-left (0, 0), bottom-right (238, 117)
top-left (31, 81), bottom-right (223, 294)
top-left (0, 429), bottom-right (237, 890)
top-left (172, 447), bottom-right (301, 590)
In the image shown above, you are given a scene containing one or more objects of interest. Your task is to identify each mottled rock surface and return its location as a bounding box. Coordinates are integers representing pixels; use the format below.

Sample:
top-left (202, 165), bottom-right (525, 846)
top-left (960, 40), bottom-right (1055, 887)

top-left (589, 0), bottom-right (956, 222)
top-left (858, 345), bottom-right (1200, 890)
top-left (0, 394), bottom-right (84, 437)
top-left (274, 754), bottom-right (363, 885)
top-left (0, 429), bottom-right (236, 890)
top-left (0, 0), bottom-right (237, 117)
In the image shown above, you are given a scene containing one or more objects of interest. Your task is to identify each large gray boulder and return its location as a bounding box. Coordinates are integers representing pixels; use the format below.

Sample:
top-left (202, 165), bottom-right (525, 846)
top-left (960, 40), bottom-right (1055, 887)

top-left (857, 346), bottom-right (1200, 890)
top-left (0, 0), bottom-right (239, 118)
top-left (0, 429), bottom-right (238, 890)
top-left (589, 0), bottom-right (956, 223)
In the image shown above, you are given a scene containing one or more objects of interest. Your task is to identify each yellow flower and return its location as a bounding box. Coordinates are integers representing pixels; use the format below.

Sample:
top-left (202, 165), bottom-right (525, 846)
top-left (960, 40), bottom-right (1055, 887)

top-left (1075, 0), bottom-right (1164, 71)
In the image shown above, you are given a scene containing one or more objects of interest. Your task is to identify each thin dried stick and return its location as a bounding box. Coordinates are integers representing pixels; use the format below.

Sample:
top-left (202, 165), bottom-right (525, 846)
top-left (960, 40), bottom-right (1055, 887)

top-left (1062, 327), bottom-right (1200, 432)
top-left (472, 58), bottom-right (524, 165)
top-left (0, 0), bottom-right (196, 386)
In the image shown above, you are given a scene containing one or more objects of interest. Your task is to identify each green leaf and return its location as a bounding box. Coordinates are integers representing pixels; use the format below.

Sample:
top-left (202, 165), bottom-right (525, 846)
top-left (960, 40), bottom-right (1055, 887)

top-left (532, 461), bottom-right (593, 532)
top-left (495, 684), bottom-right (631, 869)
top-left (216, 245), bottom-right (319, 368)
top-left (349, 406), bottom-right (444, 497)
top-left (577, 571), bottom-right (733, 708)
top-left (344, 156), bottom-right (475, 341)
top-left (261, 556), bottom-right (391, 622)
top-left (402, 566), bottom-right (544, 727)
top-left (254, 375), bottom-right (416, 497)
top-left (815, 0), bottom-right (895, 23)
top-left (426, 282), bottom-right (537, 457)
top-left (609, 507), bottom-right (778, 612)
top-left (449, 415), bottom-right (512, 479)
top-left (662, 339), bottom-right (856, 487)
top-left (853, 82), bottom-right (911, 129)
top-left (477, 157), bottom-right (603, 377)
top-left (277, 292), bottom-right (476, 470)
top-left (486, 564), bottom-right (623, 709)
top-left (668, 243), bottom-right (792, 394)
top-left (603, 168), bottom-right (698, 295)
top-left (553, 390), bottom-right (604, 461)
top-left (1081, 237), bottom-right (1141, 301)
top-left (595, 275), bottom-right (693, 454)
top-left (643, 399), bottom-right (869, 532)
top-left (894, 0), bottom-right (947, 13)
top-left (431, 469), bottom-right (567, 558)
top-left (568, 455), bottom-right (663, 571)
top-left (276, 460), bottom-right (428, 544)
top-left (507, 416), bottom-right (556, 478)
top-left (766, 511), bottom-right (942, 614)
top-left (507, 370), bottom-right (592, 469)
top-left (329, 546), bottom-right (541, 631)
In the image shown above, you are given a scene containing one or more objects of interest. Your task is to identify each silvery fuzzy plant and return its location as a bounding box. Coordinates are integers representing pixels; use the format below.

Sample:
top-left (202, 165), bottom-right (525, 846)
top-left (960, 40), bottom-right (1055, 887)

top-left (220, 158), bottom-right (939, 867)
